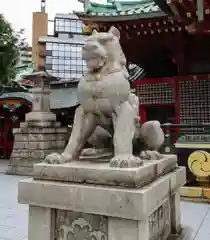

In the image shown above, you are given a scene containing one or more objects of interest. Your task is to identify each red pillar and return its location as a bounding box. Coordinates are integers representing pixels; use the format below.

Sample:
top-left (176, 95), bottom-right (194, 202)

top-left (139, 105), bottom-right (146, 124)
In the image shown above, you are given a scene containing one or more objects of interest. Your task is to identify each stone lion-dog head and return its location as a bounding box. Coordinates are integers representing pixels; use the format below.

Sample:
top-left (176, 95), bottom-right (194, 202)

top-left (82, 26), bottom-right (127, 76)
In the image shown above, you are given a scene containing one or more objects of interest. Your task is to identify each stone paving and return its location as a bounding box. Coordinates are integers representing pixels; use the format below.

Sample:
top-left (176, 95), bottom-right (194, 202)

top-left (0, 160), bottom-right (210, 240)
top-left (0, 160), bottom-right (28, 240)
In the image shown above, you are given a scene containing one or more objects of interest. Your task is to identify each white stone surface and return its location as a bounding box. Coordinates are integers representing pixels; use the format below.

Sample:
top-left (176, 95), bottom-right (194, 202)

top-left (31, 90), bottom-right (51, 112)
top-left (28, 206), bottom-right (54, 240)
top-left (171, 191), bottom-right (182, 233)
top-left (25, 112), bottom-right (56, 122)
top-left (18, 167), bottom-right (185, 221)
top-left (108, 218), bottom-right (139, 240)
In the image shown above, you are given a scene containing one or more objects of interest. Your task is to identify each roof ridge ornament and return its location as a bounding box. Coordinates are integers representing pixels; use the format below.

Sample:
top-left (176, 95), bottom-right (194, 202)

top-left (41, 0), bottom-right (46, 13)
top-left (78, 0), bottom-right (90, 12)
top-left (115, 1), bottom-right (122, 12)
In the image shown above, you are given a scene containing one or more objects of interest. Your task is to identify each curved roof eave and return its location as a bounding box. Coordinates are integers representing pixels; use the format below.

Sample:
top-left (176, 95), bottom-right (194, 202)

top-left (0, 92), bottom-right (33, 100)
top-left (75, 10), bottom-right (166, 22)
top-left (0, 88), bottom-right (80, 110)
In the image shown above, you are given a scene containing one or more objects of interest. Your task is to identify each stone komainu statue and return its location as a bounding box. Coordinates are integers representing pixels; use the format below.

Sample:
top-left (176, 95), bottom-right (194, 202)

top-left (45, 26), bottom-right (164, 167)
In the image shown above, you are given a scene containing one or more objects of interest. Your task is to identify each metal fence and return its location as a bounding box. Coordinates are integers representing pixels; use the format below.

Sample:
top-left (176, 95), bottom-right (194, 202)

top-left (160, 123), bottom-right (210, 154)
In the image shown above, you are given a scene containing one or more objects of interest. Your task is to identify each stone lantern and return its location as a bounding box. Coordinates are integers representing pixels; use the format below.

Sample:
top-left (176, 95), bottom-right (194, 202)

top-left (25, 71), bottom-right (57, 123)
top-left (7, 71), bottom-right (68, 176)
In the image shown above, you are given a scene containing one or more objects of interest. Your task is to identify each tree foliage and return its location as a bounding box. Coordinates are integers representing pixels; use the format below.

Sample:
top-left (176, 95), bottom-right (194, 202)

top-left (0, 14), bottom-right (22, 85)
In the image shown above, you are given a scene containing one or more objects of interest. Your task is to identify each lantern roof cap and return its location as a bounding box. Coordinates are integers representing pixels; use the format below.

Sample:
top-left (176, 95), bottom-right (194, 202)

top-left (22, 71), bottom-right (60, 82)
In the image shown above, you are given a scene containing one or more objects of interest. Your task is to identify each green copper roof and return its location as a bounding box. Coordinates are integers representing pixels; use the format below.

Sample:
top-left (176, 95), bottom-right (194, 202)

top-left (87, 0), bottom-right (159, 13)
top-left (13, 63), bottom-right (35, 83)
top-left (76, 0), bottom-right (164, 19)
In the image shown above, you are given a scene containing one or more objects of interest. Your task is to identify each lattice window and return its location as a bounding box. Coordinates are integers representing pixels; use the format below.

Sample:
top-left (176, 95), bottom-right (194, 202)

top-left (45, 43), bottom-right (86, 81)
top-left (179, 79), bottom-right (210, 126)
top-left (55, 18), bottom-right (84, 34)
top-left (135, 82), bottom-right (174, 104)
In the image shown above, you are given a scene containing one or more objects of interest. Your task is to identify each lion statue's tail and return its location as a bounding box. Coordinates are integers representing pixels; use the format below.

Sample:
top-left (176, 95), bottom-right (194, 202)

top-left (139, 120), bottom-right (165, 151)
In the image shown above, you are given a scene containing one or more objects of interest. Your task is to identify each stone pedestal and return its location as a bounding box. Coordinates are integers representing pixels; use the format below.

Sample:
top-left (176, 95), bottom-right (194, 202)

top-left (18, 155), bottom-right (191, 239)
top-left (7, 72), bottom-right (68, 176)
top-left (7, 122), bottom-right (67, 176)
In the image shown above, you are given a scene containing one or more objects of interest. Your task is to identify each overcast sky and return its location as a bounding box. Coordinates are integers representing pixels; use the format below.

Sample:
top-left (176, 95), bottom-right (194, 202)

top-left (0, 0), bottom-right (88, 44)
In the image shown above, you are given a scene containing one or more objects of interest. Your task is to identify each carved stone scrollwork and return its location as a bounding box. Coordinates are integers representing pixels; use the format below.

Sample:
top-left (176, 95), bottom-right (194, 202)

top-left (56, 211), bottom-right (108, 240)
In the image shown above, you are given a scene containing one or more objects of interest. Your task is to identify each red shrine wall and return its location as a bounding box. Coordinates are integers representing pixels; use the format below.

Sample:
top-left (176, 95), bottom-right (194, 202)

top-left (84, 15), bottom-right (210, 128)
top-left (133, 74), bottom-right (210, 125)
top-left (0, 102), bottom-right (31, 159)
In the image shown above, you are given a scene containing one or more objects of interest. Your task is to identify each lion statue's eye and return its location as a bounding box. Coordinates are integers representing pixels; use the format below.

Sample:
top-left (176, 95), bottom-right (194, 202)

top-left (98, 39), bottom-right (107, 44)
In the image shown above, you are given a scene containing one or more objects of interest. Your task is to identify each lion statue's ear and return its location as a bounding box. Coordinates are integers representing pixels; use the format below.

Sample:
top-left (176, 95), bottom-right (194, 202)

top-left (92, 29), bottom-right (98, 35)
top-left (108, 26), bottom-right (120, 39)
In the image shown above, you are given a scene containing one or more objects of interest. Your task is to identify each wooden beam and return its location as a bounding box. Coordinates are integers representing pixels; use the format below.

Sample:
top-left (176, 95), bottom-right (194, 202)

top-left (166, 0), bottom-right (180, 16)
top-left (180, 0), bottom-right (197, 19)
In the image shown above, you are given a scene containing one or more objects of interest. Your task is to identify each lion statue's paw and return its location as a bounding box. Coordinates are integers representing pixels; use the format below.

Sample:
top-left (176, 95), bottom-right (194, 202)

top-left (140, 150), bottom-right (162, 160)
top-left (44, 152), bottom-right (73, 164)
top-left (110, 154), bottom-right (143, 168)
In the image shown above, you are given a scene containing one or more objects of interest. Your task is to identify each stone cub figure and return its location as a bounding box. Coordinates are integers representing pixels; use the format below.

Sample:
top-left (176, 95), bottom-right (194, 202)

top-left (45, 26), bottom-right (164, 167)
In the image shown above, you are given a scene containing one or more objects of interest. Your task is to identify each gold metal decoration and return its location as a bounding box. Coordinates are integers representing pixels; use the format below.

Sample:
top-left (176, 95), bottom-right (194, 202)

top-left (205, 9), bottom-right (210, 14)
top-left (83, 25), bottom-right (92, 33)
top-left (83, 24), bottom-right (100, 34)
top-left (187, 12), bottom-right (191, 18)
top-left (188, 150), bottom-right (210, 177)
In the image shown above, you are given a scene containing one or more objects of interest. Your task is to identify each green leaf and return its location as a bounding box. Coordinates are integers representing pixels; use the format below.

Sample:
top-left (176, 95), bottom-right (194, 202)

top-left (0, 14), bottom-right (23, 86)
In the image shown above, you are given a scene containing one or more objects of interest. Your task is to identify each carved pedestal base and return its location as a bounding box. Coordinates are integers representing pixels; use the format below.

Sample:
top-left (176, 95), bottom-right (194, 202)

top-left (7, 121), bottom-right (68, 176)
top-left (18, 155), bottom-right (191, 240)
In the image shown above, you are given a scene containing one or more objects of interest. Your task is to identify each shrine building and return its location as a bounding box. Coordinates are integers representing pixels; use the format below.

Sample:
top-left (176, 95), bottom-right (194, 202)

top-left (75, 0), bottom-right (210, 126)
